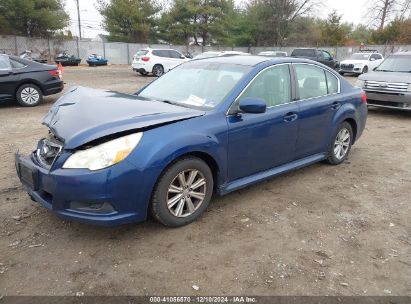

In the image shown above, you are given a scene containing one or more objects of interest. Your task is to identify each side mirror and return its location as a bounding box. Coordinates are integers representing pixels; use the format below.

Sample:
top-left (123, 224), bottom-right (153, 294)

top-left (180, 55), bottom-right (186, 59)
top-left (239, 98), bottom-right (267, 114)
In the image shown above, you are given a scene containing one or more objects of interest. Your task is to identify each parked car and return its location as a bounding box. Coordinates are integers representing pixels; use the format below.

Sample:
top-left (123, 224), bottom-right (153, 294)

top-left (340, 51), bottom-right (384, 75)
top-left (356, 52), bottom-right (411, 110)
top-left (86, 54), bottom-right (108, 66)
top-left (0, 54), bottom-right (63, 106)
top-left (132, 48), bottom-right (190, 77)
top-left (15, 56), bottom-right (367, 227)
top-left (291, 48), bottom-right (339, 69)
top-left (55, 51), bottom-right (81, 66)
top-left (19, 50), bottom-right (48, 64)
top-left (258, 51), bottom-right (288, 57)
top-left (193, 51), bottom-right (250, 59)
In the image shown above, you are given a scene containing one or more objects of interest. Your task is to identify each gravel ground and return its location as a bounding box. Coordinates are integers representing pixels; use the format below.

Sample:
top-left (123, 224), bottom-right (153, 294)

top-left (0, 65), bottom-right (410, 296)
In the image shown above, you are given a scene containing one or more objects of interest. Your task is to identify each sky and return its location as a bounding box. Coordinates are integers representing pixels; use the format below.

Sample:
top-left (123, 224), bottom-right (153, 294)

top-left (65, 0), bottom-right (370, 39)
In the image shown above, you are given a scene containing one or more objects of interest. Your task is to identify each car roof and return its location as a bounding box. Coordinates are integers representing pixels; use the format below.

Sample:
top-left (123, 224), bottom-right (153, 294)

top-left (193, 55), bottom-right (316, 66)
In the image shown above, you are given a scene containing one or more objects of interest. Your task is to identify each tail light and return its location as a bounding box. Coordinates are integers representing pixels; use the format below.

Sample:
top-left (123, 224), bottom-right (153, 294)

top-left (361, 91), bottom-right (367, 104)
top-left (141, 57), bottom-right (150, 62)
top-left (48, 69), bottom-right (62, 79)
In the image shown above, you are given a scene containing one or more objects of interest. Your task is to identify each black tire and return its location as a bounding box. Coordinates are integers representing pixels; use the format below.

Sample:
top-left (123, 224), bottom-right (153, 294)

top-left (152, 64), bottom-right (164, 77)
top-left (139, 71), bottom-right (148, 76)
top-left (16, 84), bottom-right (43, 107)
top-left (362, 66), bottom-right (368, 74)
top-left (326, 122), bottom-right (353, 165)
top-left (339, 71), bottom-right (345, 76)
top-left (151, 157), bottom-right (214, 227)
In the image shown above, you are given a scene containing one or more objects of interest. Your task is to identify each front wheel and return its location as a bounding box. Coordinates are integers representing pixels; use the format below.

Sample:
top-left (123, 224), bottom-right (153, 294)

top-left (326, 122), bottom-right (353, 165)
top-left (16, 84), bottom-right (43, 107)
top-left (362, 66), bottom-right (368, 74)
top-left (151, 157), bottom-right (214, 227)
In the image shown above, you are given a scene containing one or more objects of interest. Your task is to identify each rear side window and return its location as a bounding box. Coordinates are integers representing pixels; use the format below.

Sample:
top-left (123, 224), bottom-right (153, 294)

top-left (10, 59), bottom-right (26, 68)
top-left (325, 71), bottom-right (339, 94)
top-left (292, 49), bottom-right (316, 57)
top-left (294, 64), bottom-right (328, 99)
top-left (135, 50), bottom-right (148, 56)
top-left (239, 64), bottom-right (292, 107)
top-left (0, 56), bottom-right (12, 70)
top-left (152, 50), bottom-right (170, 58)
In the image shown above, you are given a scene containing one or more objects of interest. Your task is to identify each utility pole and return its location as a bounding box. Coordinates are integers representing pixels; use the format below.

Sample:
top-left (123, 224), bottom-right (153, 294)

top-left (76, 0), bottom-right (82, 40)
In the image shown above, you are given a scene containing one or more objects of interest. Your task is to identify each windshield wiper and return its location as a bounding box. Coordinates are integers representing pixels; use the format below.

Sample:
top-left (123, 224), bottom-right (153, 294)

top-left (376, 69), bottom-right (394, 72)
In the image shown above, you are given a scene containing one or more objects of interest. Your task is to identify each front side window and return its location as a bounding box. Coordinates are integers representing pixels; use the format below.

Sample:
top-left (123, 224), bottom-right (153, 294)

top-left (238, 64), bottom-right (292, 107)
top-left (169, 50), bottom-right (182, 58)
top-left (294, 64), bottom-right (328, 99)
top-left (322, 51), bottom-right (332, 59)
top-left (0, 56), bottom-right (12, 70)
top-left (139, 61), bottom-right (250, 109)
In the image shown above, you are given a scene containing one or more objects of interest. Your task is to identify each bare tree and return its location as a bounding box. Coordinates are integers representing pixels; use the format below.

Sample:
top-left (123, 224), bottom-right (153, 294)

top-left (367, 0), bottom-right (411, 29)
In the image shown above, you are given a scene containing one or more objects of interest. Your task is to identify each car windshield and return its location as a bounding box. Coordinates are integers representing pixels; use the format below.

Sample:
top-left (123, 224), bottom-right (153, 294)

top-left (375, 55), bottom-right (411, 72)
top-left (138, 61), bottom-right (250, 109)
top-left (350, 53), bottom-right (371, 60)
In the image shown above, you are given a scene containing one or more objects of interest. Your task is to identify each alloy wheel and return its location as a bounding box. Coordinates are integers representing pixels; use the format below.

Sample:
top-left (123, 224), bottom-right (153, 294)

top-left (20, 87), bottom-right (40, 105)
top-left (167, 169), bottom-right (207, 218)
top-left (334, 128), bottom-right (350, 160)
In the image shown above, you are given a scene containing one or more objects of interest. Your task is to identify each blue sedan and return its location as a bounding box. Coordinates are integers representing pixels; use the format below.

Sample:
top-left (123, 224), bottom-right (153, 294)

top-left (15, 56), bottom-right (367, 227)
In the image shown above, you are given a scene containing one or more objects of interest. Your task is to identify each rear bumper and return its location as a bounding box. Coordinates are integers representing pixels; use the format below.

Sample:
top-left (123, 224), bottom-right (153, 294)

top-left (43, 80), bottom-right (64, 96)
top-left (365, 90), bottom-right (411, 110)
top-left (15, 151), bottom-right (155, 226)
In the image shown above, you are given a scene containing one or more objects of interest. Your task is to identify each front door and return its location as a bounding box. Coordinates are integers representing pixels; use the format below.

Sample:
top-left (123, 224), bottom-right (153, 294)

top-left (227, 64), bottom-right (299, 181)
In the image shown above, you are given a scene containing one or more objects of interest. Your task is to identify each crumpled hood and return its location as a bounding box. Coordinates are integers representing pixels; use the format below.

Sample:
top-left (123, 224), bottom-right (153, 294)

top-left (359, 71), bottom-right (411, 83)
top-left (43, 87), bottom-right (205, 149)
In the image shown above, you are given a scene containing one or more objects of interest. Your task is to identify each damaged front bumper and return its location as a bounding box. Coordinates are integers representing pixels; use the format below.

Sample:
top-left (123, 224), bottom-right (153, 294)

top-left (15, 150), bottom-right (155, 226)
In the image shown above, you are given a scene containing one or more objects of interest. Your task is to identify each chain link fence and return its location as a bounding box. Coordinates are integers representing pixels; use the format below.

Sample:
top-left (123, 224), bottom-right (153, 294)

top-left (1, 34), bottom-right (410, 64)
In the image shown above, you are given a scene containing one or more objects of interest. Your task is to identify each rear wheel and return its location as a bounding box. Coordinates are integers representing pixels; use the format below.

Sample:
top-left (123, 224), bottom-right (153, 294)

top-left (326, 122), bottom-right (353, 165)
top-left (16, 84), bottom-right (43, 107)
top-left (152, 64), bottom-right (164, 77)
top-left (151, 157), bottom-right (214, 227)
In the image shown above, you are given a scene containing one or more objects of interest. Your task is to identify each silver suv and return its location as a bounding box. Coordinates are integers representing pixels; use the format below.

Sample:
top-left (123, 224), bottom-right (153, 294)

top-left (357, 52), bottom-right (411, 111)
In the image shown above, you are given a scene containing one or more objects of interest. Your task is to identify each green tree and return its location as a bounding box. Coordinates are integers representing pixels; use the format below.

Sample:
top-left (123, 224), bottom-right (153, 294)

top-left (245, 0), bottom-right (318, 46)
top-left (160, 0), bottom-right (238, 46)
top-left (320, 10), bottom-right (350, 46)
top-left (97, 0), bottom-right (160, 43)
top-left (0, 0), bottom-right (69, 37)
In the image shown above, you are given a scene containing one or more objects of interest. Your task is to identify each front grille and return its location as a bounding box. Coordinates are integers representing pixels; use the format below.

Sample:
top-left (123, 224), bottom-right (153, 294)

top-left (35, 137), bottom-right (63, 168)
top-left (341, 64), bottom-right (354, 70)
top-left (365, 81), bottom-right (408, 92)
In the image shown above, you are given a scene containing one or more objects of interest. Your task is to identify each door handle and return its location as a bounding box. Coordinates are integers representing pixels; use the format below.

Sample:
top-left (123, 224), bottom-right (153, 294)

top-left (283, 112), bottom-right (298, 122)
top-left (331, 102), bottom-right (341, 110)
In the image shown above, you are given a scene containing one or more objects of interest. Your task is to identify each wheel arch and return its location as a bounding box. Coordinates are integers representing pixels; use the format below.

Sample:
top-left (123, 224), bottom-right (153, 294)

top-left (155, 150), bottom-right (221, 195)
top-left (15, 79), bottom-right (45, 95)
top-left (344, 117), bottom-right (358, 142)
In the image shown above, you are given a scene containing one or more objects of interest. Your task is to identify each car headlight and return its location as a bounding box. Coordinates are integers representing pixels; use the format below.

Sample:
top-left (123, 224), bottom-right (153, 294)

top-left (63, 133), bottom-right (143, 170)
top-left (355, 79), bottom-right (365, 88)
top-left (408, 84), bottom-right (411, 92)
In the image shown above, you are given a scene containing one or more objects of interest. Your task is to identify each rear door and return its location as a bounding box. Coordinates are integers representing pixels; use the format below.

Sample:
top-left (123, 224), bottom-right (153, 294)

top-left (0, 56), bottom-right (19, 101)
top-left (293, 63), bottom-right (341, 159)
top-left (227, 64), bottom-right (299, 181)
